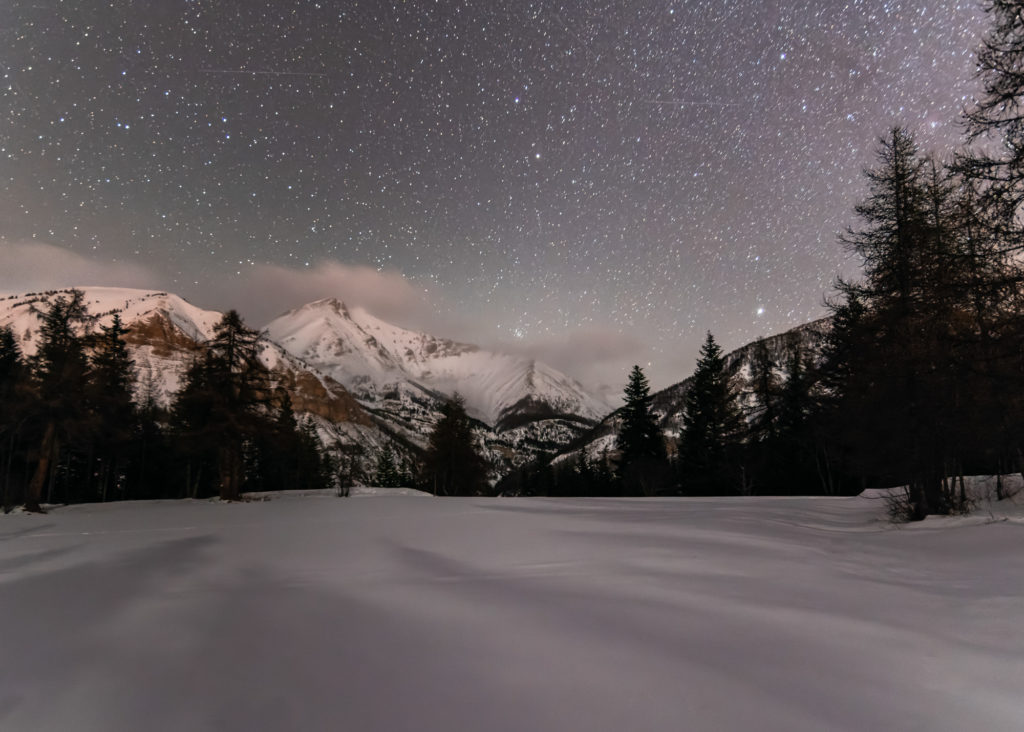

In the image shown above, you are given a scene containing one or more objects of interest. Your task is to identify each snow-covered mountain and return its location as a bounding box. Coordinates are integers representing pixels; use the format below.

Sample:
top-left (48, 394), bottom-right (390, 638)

top-left (553, 318), bottom-right (832, 467)
top-left (265, 298), bottom-right (611, 429)
top-left (1, 287), bottom-right (612, 483)
top-left (0, 287), bottom-right (379, 446)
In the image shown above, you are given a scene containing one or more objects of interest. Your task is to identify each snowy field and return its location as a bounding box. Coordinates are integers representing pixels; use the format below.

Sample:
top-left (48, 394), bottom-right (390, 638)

top-left (1, 492), bottom-right (1023, 731)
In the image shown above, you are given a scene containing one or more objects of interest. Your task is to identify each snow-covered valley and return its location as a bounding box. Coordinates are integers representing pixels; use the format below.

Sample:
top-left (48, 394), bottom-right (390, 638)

top-left (1, 493), bottom-right (1022, 731)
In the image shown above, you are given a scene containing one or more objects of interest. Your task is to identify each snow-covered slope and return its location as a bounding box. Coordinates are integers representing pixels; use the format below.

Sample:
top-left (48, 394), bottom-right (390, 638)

top-left (558, 318), bottom-right (832, 467)
top-left (0, 286), bottom-right (375, 441)
top-left (2, 287), bottom-right (218, 354)
top-left (266, 298), bottom-right (610, 428)
top-left (3, 288), bottom-right (216, 400)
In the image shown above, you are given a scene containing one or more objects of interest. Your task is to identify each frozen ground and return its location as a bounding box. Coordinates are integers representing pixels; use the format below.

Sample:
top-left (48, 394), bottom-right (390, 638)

top-left (1, 491), bottom-right (1022, 731)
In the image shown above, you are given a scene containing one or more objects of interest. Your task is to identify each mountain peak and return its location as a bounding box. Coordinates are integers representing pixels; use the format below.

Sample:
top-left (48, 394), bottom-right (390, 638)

top-left (292, 297), bottom-right (351, 319)
top-left (266, 300), bottom-right (610, 427)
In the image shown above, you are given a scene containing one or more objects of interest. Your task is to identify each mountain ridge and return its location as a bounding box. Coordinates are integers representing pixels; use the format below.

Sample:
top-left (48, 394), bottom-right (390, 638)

top-left (265, 296), bottom-right (611, 429)
top-left (1, 286), bottom-right (611, 482)
top-left (549, 317), bottom-right (833, 467)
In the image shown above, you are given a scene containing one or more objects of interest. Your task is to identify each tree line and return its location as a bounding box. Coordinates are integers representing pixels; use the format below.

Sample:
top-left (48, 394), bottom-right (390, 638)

top-left (503, 2), bottom-right (1024, 518)
top-left (0, 290), bottom-right (493, 510)
top-left (0, 293), bottom-right (334, 511)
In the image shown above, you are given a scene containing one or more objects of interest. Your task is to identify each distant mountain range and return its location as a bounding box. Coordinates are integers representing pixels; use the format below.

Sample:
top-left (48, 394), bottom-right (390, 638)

top-left (0, 287), bottom-right (613, 479)
top-left (550, 319), bottom-right (831, 468)
top-left (265, 298), bottom-right (610, 428)
top-left (1, 286), bottom-right (830, 484)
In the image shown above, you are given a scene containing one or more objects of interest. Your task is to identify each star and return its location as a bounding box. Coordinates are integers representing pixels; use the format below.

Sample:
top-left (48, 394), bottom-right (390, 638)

top-left (2, 0), bottom-right (989, 389)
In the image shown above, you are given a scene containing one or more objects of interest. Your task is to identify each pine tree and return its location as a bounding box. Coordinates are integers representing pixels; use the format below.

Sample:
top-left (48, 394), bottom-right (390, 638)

top-left (171, 355), bottom-right (218, 498)
top-left (777, 338), bottom-right (811, 442)
top-left (742, 338), bottom-right (782, 495)
top-left (373, 446), bottom-right (403, 487)
top-left (171, 310), bottom-right (270, 501)
top-left (0, 325), bottom-right (28, 511)
top-left (618, 365), bottom-right (663, 463)
top-left (594, 446), bottom-right (619, 496)
top-left (678, 332), bottom-right (742, 495)
top-left (961, 0), bottom-right (1024, 233)
top-left (811, 292), bottom-right (868, 496)
top-left (616, 365), bottom-right (667, 495)
top-left (206, 310), bottom-right (269, 500)
top-left (90, 314), bottom-right (134, 404)
top-left (956, 5), bottom-right (1024, 483)
top-left (0, 325), bottom-right (22, 393)
top-left (293, 416), bottom-right (331, 492)
top-left (88, 313), bottom-right (136, 501)
top-left (747, 338), bottom-right (780, 442)
top-left (829, 129), bottom-right (972, 517)
top-left (130, 364), bottom-right (172, 500)
top-left (251, 391), bottom-right (328, 493)
top-left (840, 128), bottom-right (930, 311)
top-left (25, 290), bottom-right (93, 511)
top-left (772, 337), bottom-right (822, 495)
top-left (419, 394), bottom-right (486, 496)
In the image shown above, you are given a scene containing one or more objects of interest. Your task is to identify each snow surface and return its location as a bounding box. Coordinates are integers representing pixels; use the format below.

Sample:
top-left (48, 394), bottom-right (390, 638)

top-left (1, 493), bottom-right (1023, 731)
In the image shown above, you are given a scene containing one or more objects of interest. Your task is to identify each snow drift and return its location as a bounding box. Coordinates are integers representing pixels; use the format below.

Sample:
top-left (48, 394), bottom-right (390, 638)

top-left (1, 492), bottom-right (1021, 731)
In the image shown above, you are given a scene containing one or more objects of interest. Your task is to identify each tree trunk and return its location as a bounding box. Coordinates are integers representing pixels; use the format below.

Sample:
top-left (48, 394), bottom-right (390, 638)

top-left (46, 447), bottom-right (60, 505)
top-left (2, 430), bottom-right (16, 513)
top-left (85, 444), bottom-right (95, 501)
top-left (218, 444), bottom-right (241, 501)
top-left (191, 464), bottom-right (203, 500)
top-left (815, 446), bottom-right (835, 496)
top-left (100, 460), bottom-right (109, 503)
top-left (25, 422), bottom-right (57, 512)
top-left (1015, 446), bottom-right (1024, 494)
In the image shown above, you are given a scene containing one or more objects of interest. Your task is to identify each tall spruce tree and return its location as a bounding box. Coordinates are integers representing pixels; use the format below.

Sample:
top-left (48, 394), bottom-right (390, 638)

top-left (131, 365), bottom-right (172, 500)
top-left (249, 392), bottom-right (330, 494)
top-left (779, 337), bottom-right (824, 490)
top-left (616, 365), bottom-right (667, 495)
top-left (958, 2), bottom-right (1024, 483)
top-left (742, 338), bottom-right (782, 495)
top-left (678, 332), bottom-right (742, 495)
top-left (207, 310), bottom-right (270, 500)
top-left (172, 310), bottom-right (270, 500)
top-left (0, 325), bottom-right (28, 511)
top-left (373, 446), bottom-right (403, 488)
top-left (88, 313), bottom-right (136, 501)
top-left (747, 338), bottom-right (780, 442)
top-left (172, 355), bottom-right (218, 498)
top-left (25, 290), bottom-right (93, 511)
top-left (830, 129), bottom-right (972, 518)
top-left (948, 181), bottom-right (1024, 486)
top-left (961, 0), bottom-right (1024, 234)
top-left (0, 325), bottom-right (22, 391)
top-left (419, 394), bottom-right (486, 496)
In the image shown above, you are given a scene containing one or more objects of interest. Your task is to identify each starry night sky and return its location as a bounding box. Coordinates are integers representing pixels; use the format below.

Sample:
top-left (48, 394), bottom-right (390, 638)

top-left (2, 1), bottom-right (990, 390)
